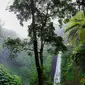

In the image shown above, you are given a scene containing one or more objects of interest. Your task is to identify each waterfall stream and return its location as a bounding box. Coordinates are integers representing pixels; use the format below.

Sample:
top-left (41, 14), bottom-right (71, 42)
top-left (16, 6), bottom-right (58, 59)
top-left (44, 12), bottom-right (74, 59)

top-left (54, 52), bottom-right (61, 85)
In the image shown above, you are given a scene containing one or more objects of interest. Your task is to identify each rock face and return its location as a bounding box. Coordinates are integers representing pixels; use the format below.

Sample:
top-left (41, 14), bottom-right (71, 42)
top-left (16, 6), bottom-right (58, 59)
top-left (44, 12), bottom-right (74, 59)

top-left (51, 56), bottom-right (57, 82)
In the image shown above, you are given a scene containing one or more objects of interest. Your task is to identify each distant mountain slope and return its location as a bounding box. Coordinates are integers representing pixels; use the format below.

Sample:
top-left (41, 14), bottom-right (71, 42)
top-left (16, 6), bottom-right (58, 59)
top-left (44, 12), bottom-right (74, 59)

top-left (0, 26), bottom-right (18, 39)
top-left (0, 24), bottom-right (19, 64)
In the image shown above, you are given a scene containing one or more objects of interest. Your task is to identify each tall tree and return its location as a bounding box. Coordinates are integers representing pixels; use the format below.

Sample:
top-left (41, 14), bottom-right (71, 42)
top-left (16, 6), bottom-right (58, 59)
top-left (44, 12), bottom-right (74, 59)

top-left (7, 0), bottom-right (77, 85)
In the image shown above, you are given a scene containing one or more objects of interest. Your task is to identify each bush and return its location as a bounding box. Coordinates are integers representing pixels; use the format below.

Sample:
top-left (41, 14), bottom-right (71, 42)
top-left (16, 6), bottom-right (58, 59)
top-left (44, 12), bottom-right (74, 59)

top-left (0, 64), bottom-right (22, 85)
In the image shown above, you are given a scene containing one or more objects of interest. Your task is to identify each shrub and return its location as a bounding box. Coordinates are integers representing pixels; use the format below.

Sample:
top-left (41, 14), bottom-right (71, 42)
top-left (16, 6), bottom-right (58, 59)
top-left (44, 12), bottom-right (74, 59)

top-left (0, 64), bottom-right (22, 85)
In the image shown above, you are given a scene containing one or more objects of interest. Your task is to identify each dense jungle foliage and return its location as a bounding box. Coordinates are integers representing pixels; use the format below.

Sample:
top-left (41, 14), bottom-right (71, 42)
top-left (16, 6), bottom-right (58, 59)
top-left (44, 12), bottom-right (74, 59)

top-left (61, 11), bottom-right (85, 85)
top-left (1, 0), bottom-right (85, 85)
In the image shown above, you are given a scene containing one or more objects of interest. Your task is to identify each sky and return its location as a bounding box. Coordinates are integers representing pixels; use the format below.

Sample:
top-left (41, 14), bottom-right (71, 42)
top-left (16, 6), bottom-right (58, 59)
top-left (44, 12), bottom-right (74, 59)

top-left (0, 0), bottom-right (30, 38)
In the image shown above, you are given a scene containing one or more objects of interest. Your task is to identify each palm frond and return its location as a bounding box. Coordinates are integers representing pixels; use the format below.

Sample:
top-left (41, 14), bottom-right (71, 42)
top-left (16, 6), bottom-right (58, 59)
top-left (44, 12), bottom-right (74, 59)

top-left (68, 27), bottom-right (79, 40)
top-left (65, 24), bottom-right (79, 32)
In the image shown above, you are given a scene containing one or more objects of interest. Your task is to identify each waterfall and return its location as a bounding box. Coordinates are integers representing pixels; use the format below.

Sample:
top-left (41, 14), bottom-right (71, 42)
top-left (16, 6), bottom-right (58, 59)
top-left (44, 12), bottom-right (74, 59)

top-left (54, 52), bottom-right (61, 85)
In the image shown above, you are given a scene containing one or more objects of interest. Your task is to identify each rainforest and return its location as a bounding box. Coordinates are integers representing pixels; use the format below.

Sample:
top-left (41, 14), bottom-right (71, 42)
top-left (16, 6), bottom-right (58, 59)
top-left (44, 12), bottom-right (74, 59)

top-left (0, 0), bottom-right (85, 85)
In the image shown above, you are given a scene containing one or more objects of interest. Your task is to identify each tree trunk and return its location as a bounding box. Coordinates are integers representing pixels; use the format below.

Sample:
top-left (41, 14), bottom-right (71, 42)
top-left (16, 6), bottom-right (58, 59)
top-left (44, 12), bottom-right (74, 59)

top-left (34, 40), bottom-right (43, 85)
top-left (40, 42), bottom-right (44, 84)
top-left (31, 0), bottom-right (44, 85)
top-left (40, 42), bottom-right (44, 67)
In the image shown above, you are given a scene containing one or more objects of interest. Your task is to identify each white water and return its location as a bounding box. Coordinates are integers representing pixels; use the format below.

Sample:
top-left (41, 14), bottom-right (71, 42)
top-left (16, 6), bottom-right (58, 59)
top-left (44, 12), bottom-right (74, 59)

top-left (54, 53), bottom-right (61, 85)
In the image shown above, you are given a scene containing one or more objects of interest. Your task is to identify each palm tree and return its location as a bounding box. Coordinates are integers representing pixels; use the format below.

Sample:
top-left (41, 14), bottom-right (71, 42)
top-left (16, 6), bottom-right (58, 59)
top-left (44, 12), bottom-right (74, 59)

top-left (65, 11), bottom-right (85, 45)
top-left (65, 11), bottom-right (85, 85)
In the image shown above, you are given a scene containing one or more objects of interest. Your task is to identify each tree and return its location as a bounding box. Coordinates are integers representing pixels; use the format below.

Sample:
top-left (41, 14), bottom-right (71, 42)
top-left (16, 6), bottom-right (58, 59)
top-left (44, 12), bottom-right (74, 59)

top-left (65, 11), bottom-right (85, 45)
top-left (64, 11), bottom-right (85, 85)
top-left (6, 0), bottom-right (77, 85)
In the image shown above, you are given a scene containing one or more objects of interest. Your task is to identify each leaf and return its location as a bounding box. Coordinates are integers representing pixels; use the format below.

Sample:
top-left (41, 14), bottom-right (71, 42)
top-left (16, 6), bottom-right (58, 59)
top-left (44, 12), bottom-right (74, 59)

top-left (65, 24), bottom-right (79, 32)
top-left (80, 29), bottom-right (85, 44)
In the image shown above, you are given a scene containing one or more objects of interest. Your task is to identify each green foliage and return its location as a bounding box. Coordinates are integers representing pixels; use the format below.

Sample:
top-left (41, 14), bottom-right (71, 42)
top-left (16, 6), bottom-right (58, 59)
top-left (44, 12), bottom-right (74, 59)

top-left (61, 44), bottom-right (85, 85)
top-left (61, 45), bottom-right (75, 85)
top-left (29, 67), bottom-right (53, 85)
top-left (0, 64), bottom-right (22, 85)
top-left (65, 11), bottom-right (85, 45)
top-left (72, 44), bottom-right (85, 71)
top-left (63, 9), bottom-right (85, 85)
top-left (29, 68), bottom-right (38, 85)
top-left (80, 29), bottom-right (85, 44)
top-left (10, 52), bottom-right (35, 85)
top-left (26, 53), bottom-right (53, 85)
top-left (43, 54), bottom-right (53, 85)
top-left (80, 72), bottom-right (85, 85)
top-left (4, 38), bottom-right (33, 58)
top-left (4, 38), bottom-right (23, 58)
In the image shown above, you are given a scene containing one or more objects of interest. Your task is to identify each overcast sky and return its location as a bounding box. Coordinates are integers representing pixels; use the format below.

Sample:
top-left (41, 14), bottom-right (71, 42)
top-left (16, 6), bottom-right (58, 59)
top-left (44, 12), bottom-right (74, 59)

top-left (0, 0), bottom-right (30, 38)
